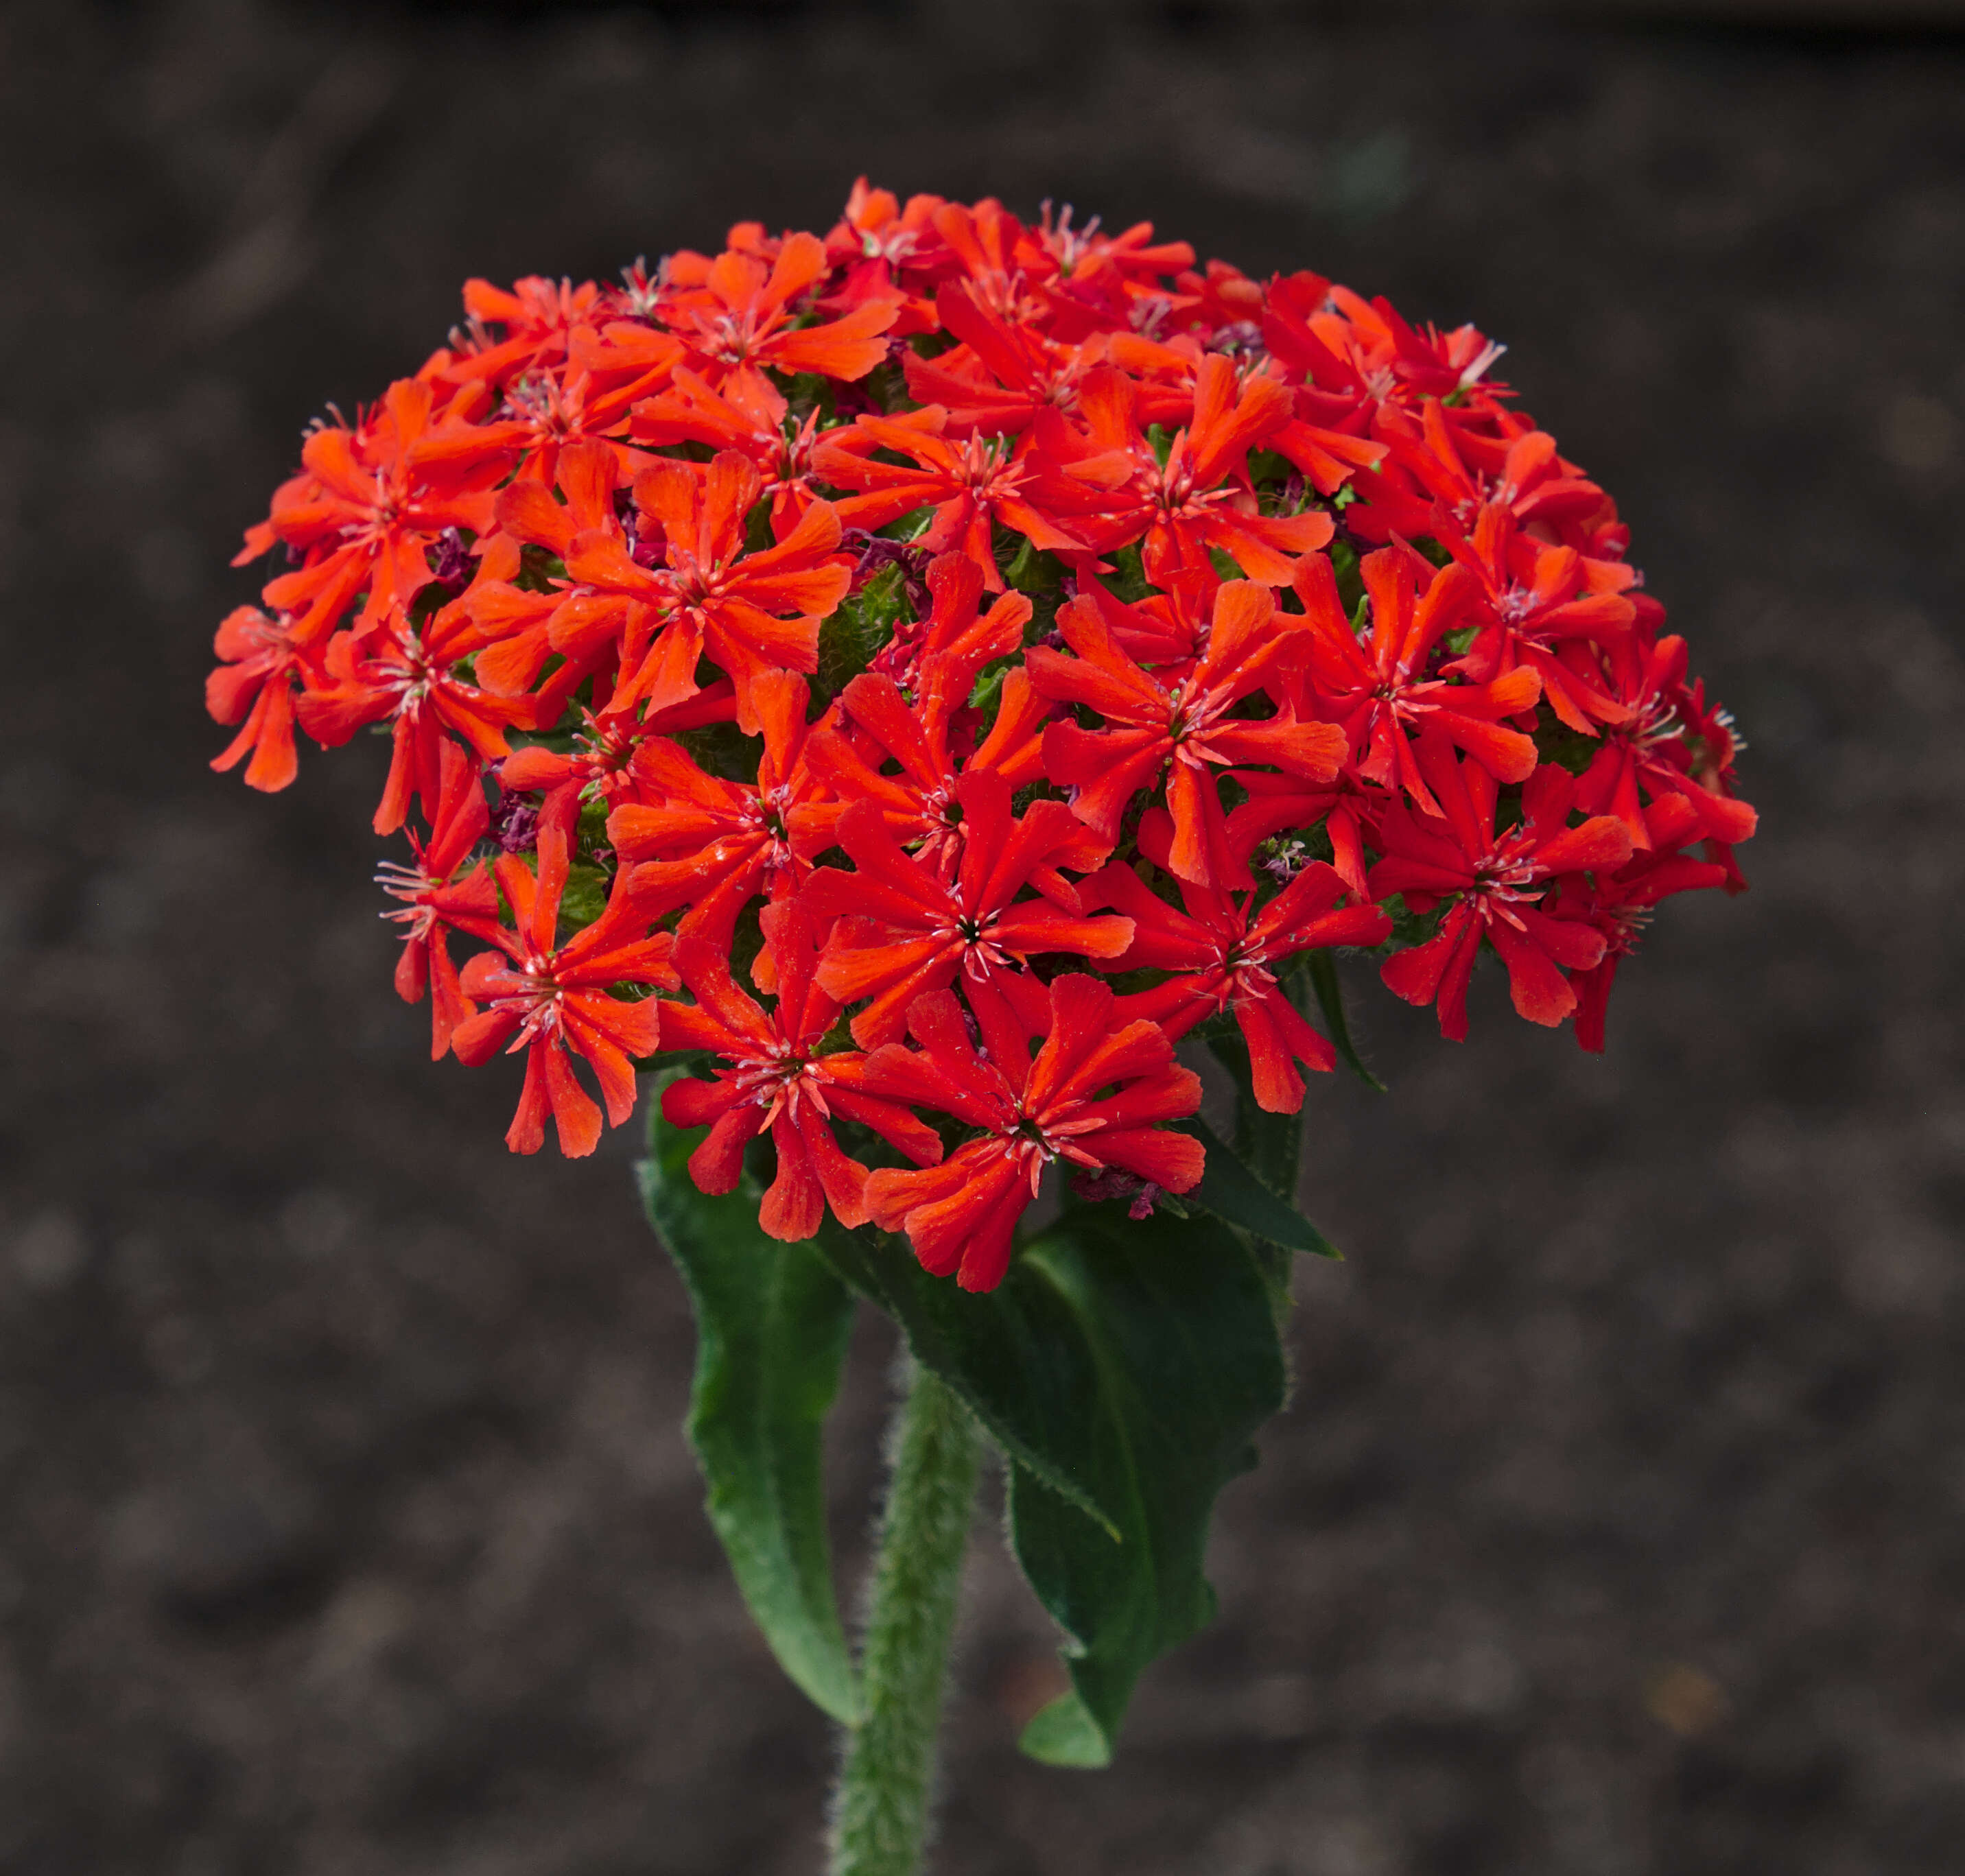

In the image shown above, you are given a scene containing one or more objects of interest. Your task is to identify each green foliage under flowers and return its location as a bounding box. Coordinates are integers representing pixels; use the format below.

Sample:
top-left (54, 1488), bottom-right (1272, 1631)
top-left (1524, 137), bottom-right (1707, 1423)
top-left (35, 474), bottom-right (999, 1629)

top-left (637, 1072), bottom-right (860, 1724)
top-left (818, 559), bottom-right (909, 694)
top-left (637, 1043), bottom-right (1350, 1768)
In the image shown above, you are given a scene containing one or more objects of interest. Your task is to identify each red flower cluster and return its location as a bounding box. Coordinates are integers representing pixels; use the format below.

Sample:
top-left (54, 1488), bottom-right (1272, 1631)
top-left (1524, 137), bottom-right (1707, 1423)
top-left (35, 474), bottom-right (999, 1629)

top-left (210, 183), bottom-right (1754, 1289)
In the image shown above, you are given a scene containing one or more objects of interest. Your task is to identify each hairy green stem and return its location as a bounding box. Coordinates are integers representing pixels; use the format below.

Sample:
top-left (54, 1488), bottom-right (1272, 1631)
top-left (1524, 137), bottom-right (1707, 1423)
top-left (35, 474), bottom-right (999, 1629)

top-left (827, 1362), bottom-right (981, 1876)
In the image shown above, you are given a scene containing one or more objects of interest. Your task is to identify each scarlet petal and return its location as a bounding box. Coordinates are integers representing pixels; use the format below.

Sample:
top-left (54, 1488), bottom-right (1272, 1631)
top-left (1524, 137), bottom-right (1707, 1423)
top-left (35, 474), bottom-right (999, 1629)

top-left (760, 1113), bottom-right (827, 1241)
top-left (1236, 994), bottom-right (1306, 1115)
top-left (451, 1004), bottom-right (523, 1066)
top-left (1087, 1126), bottom-right (1205, 1195)
top-left (504, 1041), bottom-right (552, 1155)
top-left (690, 1102), bottom-right (765, 1194)
top-left (542, 1042), bottom-right (604, 1156)
top-left (796, 1105), bottom-right (874, 1233)
top-left (1537, 816), bottom-right (1634, 877)
top-left (1487, 916), bottom-right (1579, 1029)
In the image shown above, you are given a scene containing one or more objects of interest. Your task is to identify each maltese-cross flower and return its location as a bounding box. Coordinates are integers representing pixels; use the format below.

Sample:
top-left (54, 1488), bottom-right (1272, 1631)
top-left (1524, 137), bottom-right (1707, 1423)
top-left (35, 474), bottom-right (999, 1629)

top-left (658, 231), bottom-right (897, 412)
top-left (812, 406), bottom-right (1094, 591)
top-left (861, 544), bottom-right (1035, 689)
top-left (1288, 544), bottom-right (1542, 816)
top-left (498, 330), bottom-right (676, 488)
top-left (804, 554), bottom-right (1042, 871)
top-left (206, 605), bottom-right (311, 794)
top-left (566, 451), bottom-right (851, 728)
top-left (496, 684), bottom-right (739, 844)
top-left (899, 280), bottom-right (1100, 436)
top-left (1031, 578), bottom-right (1346, 892)
top-left (1088, 808), bottom-right (1392, 1113)
top-left (1442, 501), bottom-right (1637, 735)
top-left (296, 594), bottom-right (534, 838)
top-left (659, 905), bottom-right (943, 1239)
top-left (436, 274), bottom-right (607, 388)
top-left (466, 437), bottom-right (637, 722)
top-left (606, 669), bottom-right (840, 952)
top-left (1039, 353), bottom-right (1334, 591)
top-left (859, 975), bottom-right (1205, 1292)
top-left (804, 774), bottom-right (1131, 1049)
top-left (1573, 630), bottom-right (1760, 855)
top-left (451, 826), bottom-right (676, 1156)
top-left (1549, 794), bottom-right (1731, 1052)
top-left (240, 377), bottom-right (526, 645)
top-left (377, 739), bottom-right (504, 1059)
top-left (209, 179), bottom-right (1754, 1172)
top-left (1369, 738), bottom-right (1634, 1040)
top-left (629, 366), bottom-right (829, 541)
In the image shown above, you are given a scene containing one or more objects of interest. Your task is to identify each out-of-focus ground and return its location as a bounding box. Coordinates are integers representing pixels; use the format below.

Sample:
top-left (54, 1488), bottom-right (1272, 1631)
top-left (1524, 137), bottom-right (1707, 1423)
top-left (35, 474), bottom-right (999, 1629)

top-left (1, 1), bottom-right (1962, 1870)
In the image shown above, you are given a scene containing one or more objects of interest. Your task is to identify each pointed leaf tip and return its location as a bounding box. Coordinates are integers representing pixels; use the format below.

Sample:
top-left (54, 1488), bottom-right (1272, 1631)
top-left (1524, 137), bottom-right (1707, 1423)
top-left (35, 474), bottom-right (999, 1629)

top-left (1176, 1114), bottom-right (1343, 1260)
top-left (1306, 950), bottom-right (1387, 1093)
top-left (1017, 1691), bottom-right (1112, 1768)
top-left (639, 1074), bottom-right (861, 1724)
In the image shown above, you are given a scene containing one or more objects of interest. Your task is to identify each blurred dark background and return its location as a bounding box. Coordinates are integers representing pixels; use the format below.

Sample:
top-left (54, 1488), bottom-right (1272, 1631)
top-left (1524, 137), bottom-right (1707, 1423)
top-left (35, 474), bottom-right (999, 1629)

top-left (3, 0), bottom-right (1963, 1870)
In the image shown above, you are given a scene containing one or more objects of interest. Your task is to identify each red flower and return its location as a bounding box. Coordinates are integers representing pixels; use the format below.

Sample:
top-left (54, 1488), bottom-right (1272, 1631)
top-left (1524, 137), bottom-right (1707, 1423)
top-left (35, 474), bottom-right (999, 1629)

top-left (436, 275), bottom-right (608, 388)
top-left (472, 439), bottom-right (645, 721)
top-left (1289, 545), bottom-right (1542, 813)
top-left (804, 554), bottom-right (1043, 868)
top-left (1223, 767), bottom-right (1385, 902)
top-left (659, 232), bottom-right (897, 412)
top-left (1030, 578), bottom-right (1345, 891)
top-left (926, 199), bottom-right (1058, 326)
top-left (499, 337), bottom-right (675, 488)
top-left (823, 178), bottom-right (952, 297)
top-left (659, 904), bottom-right (943, 1238)
top-left (245, 379), bottom-right (526, 645)
top-left (1369, 741), bottom-right (1634, 1039)
top-left (296, 597), bottom-right (534, 836)
top-left (812, 407), bottom-right (1093, 590)
top-left (207, 606), bottom-right (311, 793)
top-left (452, 826), bottom-right (676, 1156)
top-left (209, 193), bottom-right (1756, 1178)
top-left (858, 975), bottom-right (1204, 1292)
top-left (803, 774), bottom-right (1132, 1048)
top-left (1443, 503), bottom-right (1636, 734)
top-left (378, 740), bottom-right (503, 1058)
top-left (1573, 630), bottom-right (1758, 856)
top-left (899, 281), bottom-right (1096, 436)
top-left (1042, 355), bottom-right (1332, 591)
top-left (1264, 276), bottom-right (1507, 413)
top-left (1035, 202), bottom-right (1195, 290)
top-left (1553, 794), bottom-right (1730, 1051)
top-left (866, 545), bottom-right (1036, 686)
top-left (498, 684), bottom-right (739, 842)
top-left (1348, 405), bottom-right (1612, 550)
top-left (629, 366), bottom-right (829, 540)
top-left (606, 669), bottom-right (840, 955)
top-left (1088, 809), bottom-right (1391, 1112)
top-left (566, 451), bottom-right (850, 728)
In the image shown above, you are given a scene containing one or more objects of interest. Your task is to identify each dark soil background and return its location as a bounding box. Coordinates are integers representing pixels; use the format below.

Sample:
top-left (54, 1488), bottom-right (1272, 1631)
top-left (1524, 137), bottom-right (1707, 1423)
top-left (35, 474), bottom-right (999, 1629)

top-left (3, 1), bottom-right (1963, 1870)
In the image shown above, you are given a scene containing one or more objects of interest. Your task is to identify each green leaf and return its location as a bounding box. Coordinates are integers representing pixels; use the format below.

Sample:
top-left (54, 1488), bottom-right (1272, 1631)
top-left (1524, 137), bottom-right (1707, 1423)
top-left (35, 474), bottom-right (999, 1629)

top-left (1304, 951), bottom-right (1387, 1093)
top-left (1175, 1112), bottom-right (1341, 1262)
top-left (812, 1221), bottom-right (1120, 1537)
top-left (638, 1088), bottom-right (861, 1724)
top-left (816, 560), bottom-right (908, 697)
top-left (1017, 1689), bottom-right (1110, 1768)
top-left (1007, 1208), bottom-right (1287, 1765)
top-left (815, 1207), bottom-right (1287, 1766)
top-left (554, 862), bottom-right (609, 939)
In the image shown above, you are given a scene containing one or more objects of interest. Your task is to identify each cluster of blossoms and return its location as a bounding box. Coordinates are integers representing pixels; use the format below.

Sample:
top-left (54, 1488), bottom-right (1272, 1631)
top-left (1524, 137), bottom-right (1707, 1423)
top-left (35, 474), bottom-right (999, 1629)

top-left (209, 183), bottom-right (1754, 1291)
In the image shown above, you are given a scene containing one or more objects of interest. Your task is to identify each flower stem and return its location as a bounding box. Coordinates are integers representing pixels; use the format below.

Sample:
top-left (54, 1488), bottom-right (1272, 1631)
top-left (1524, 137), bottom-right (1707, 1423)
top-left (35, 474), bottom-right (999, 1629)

top-left (827, 1361), bottom-right (981, 1876)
